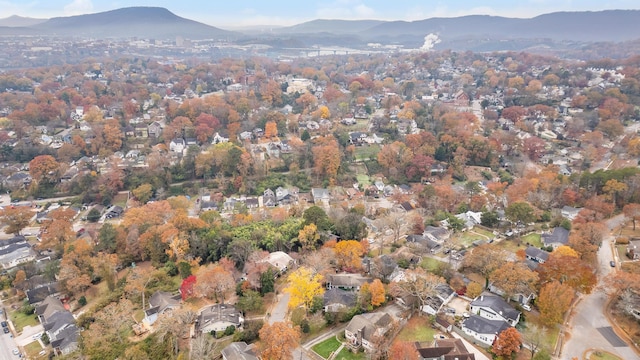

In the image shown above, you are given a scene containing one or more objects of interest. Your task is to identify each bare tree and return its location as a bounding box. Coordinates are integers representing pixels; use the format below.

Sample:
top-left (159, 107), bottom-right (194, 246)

top-left (190, 334), bottom-right (219, 359)
top-left (522, 324), bottom-right (547, 359)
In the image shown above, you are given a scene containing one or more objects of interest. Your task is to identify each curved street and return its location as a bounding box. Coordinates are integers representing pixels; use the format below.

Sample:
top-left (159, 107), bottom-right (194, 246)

top-left (560, 215), bottom-right (639, 360)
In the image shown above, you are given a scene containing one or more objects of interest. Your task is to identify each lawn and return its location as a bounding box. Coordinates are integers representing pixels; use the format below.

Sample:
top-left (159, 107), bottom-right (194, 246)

top-left (334, 347), bottom-right (366, 360)
top-left (312, 336), bottom-right (342, 359)
top-left (396, 316), bottom-right (437, 342)
top-left (23, 340), bottom-right (45, 359)
top-left (420, 257), bottom-right (446, 272)
top-left (112, 192), bottom-right (129, 207)
top-left (356, 174), bottom-right (371, 187)
top-left (523, 311), bottom-right (560, 350)
top-left (521, 233), bottom-right (542, 248)
top-left (10, 311), bottom-right (39, 332)
top-left (354, 145), bottom-right (380, 162)
top-left (451, 231), bottom-right (490, 248)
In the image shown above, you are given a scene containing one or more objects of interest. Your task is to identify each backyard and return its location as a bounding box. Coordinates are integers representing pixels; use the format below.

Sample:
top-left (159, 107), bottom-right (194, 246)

top-left (395, 316), bottom-right (438, 342)
top-left (354, 144), bottom-right (380, 162)
top-left (23, 340), bottom-right (46, 359)
top-left (450, 227), bottom-right (495, 248)
top-left (10, 310), bottom-right (39, 332)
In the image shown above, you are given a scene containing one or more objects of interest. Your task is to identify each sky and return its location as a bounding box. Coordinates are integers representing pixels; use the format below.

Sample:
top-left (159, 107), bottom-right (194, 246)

top-left (2, 0), bottom-right (640, 28)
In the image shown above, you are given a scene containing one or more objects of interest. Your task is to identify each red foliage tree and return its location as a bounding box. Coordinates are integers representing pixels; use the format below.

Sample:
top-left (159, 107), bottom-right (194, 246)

top-left (180, 275), bottom-right (196, 300)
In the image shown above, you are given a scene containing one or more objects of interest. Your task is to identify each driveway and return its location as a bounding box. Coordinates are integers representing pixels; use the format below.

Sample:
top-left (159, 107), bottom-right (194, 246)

top-left (560, 214), bottom-right (638, 359)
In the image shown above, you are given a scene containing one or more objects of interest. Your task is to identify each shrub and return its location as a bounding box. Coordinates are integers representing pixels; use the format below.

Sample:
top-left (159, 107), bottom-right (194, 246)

top-left (300, 319), bottom-right (310, 333)
top-left (78, 296), bottom-right (87, 307)
top-left (224, 325), bottom-right (236, 336)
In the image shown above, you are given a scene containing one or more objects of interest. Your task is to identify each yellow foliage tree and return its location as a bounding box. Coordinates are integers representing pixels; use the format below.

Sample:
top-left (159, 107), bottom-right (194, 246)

top-left (284, 266), bottom-right (324, 311)
top-left (298, 223), bottom-right (320, 253)
top-left (369, 279), bottom-right (386, 307)
top-left (553, 245), bottom-right (579, 258)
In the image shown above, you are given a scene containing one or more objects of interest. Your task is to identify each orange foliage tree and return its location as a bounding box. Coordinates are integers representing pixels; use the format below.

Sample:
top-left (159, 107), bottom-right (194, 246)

top-left (388, 341), bottom-right (419, 360)
top-left (195, 263), bottom-right (236, 303)
top-left (0, 206), bottom-right (33, 235)
top-left (333, 240), bottom-right (364, 271)
top-left (493, 327), bottom-right (522, 358)
top-left (538, 281), bottom-right (574, 326)
top-left (258, 322), bottom-right (301, 360)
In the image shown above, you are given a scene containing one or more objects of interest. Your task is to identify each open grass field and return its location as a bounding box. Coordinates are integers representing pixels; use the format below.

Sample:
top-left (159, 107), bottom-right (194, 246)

top-left (112, 192), bottom-right (129, 207)
top-left (395, 316), bottom-right (437, 342)
top-left (521, 233), bottom-right (542, 247)
top-left (420, 257), bottom-right (446, 272)
top-left (312, 337), bottom-right (342, 359)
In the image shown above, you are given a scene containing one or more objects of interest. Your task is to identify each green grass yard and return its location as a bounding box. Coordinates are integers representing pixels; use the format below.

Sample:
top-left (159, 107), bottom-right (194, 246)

top-left (10, 311), bottom-right (38, 333)
top-left (420, 257), bottom-right (446, 272)
top-left (354, 144), bottom-right (380, 162)
top-left (334, 347), bottom-right (366, 360)
top-left (521, 233), bottom-right (542, 248)
top-left (312, 337), bottom-right (342, 359)
top-left (24, 340), bottom-right (45, 359)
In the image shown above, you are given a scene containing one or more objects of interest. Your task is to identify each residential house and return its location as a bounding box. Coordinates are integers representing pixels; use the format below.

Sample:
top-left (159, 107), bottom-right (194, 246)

top-left (221, 342), bottom-right (258, 360)
top-left (469, 294), bottom-right (521, 327)
top-left (212, 132), bottom-right (229, 144)
top-left (541, 227), bottom-right (570, 249)
top-left (26, 283), bottom-right (61, 306)
top-left (324, 288), bottom-right (358, 313)
top-left (627, 239), bottom-right (640, 260)
top-left (196, 304), bottom-right (244, 334)
top-left (326, 273), bottom-right (371, 292)
top-left (36, 296), bottom-right (79, 355)
top-left (461, 314), bottom-right (511, 346)
top-left (454, 211), bottom-right (482, 231)
top-left (406, 235), bottom-right (443, 254)
top-left (525, 246), bottom-right (549, 264)
top-left (3, 172), bottom-right (31, 189)
top-left (423, 226), bottom-right (450, 243)
top-left (311, 188), bottom-right (331, 207)
top-left (143, 291), bottom-right (181, 327)
top-left (415, 338), bottom-right (476, 360)
top-left (275, 186), bottom-right (297, 205)
top-left (349, 132), bottom-right (367, 145)
top-left (170, 138), bottom-right (186, 153)
top-left (345, 312), bottom-right (394, 352)
top-left (0, 235), bottom-right (37, 269)
top-left (263, 189), bottom-right (276, 207)
top-left (260, 251), bottom-right (294, 274)
top-left (560, 206), bottom-right (581, 221)
top-left (105, 205), bottom-right (124, 219)
top-left (416, 284), bottom-right (456, 315)
top-left (148, 121), bottom-right (163, 138)
top-left (134, 124), bottom-right (149, 138)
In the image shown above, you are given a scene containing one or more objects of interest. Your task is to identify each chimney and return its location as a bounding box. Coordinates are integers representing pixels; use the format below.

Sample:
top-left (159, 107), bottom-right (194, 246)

top-left (480, 295), bottom-right (483, 301)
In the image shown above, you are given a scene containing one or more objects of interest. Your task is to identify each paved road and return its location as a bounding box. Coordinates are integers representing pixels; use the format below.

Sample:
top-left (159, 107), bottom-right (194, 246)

top-left (560, 215), bottom-right (638, 360)
top-left (269, 293), bottom-right (290, 324)
top-left (0, 302), bottom-right (19, 360)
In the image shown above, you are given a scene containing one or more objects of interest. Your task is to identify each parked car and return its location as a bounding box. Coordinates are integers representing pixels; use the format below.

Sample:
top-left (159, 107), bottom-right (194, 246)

top-left (610, 261), bottom-right (616, 267)
top-left (3, 327), bottom-right (9, 333)
top-left (1, 321), bottom-right (8, 328)
top-left (522, 304), bottom-right (532, 311)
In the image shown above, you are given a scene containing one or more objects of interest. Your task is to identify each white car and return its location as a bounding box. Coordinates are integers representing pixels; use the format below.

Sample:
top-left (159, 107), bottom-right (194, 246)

top-left (522, 304), bottom-right (532, 311)
top-left (12, 348), bottom-right (19, 355)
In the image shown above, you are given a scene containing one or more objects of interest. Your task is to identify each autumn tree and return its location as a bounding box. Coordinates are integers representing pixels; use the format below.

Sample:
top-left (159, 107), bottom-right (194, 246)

top-left (466, 282), bottom-right (484, 298)
top-left (490, 262), bottom-right (538, 301)
top-left (180, 275), bottom-right (196, 300)
top-left (29, 154), bottom-right (60, 184)
top-left (369, 279), bottom-right (386, 307)
top-left (493, 327), bottom-right (522, 358)
top-left (312, 136), bottom-right (341, 185)
top-left (334, 240), bottom-right (364, 271)
top-left (537, 255), bottom-right (597, 294)
top-left (462, 244), bottom-right (508, 286)
top-left (132, 183), bottom-right (153, 204)
top-left (298, 223), bottom-right (320, 253)
top-left (258, 322), bottom-right (301, 360)
top-left (124, 266), bottom-right (161, 309)
top-left (624, 203), bottom-right (640, 230)
top-left (0, 206), bottom-right (33, 235)
top-left (264, 121), bottom-right (278, 138)
top-left (389, 341), bottom-right (419, 360)
top-left (538, 281), bottom-right (574, 326)
top-left (390, 268), bottom-right (445, 313)
top-left (284, 266), bottom-right (324, 312)
top-left (195, 263), bottom-right (236, 303)
top-left (39, 207), bottom-right (76, 252)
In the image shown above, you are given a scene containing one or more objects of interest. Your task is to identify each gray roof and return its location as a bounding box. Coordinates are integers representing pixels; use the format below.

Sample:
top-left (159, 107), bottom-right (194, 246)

top-left (524, 246), bottom-right (549, 263)
top-left (148, 291), bottom-right (181, 313)
top-left (324, 288), bottom-right (357, 308)
top-left (26, 283), bottom-right (61, 305)
top-left (36, 296), bottom-right (66, 319)
top-left (197, 304), bottom-right (242, 331)
top-left (471, 295), bottom-right (520, 323)
top-left (462, 314), bottom-right (510, 336)
top-left (542, 227), bottom-right (569, 246)
top-left (346, 312), bottom-right (393, 342)
top-left (221, 342), bottom-right (258, 360)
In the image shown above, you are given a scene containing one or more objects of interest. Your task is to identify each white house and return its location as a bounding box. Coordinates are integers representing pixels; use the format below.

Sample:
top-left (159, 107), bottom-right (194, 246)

top-left (461, 314), bottom-right (511, 346)
top-left (469, 294), bottom-right (521, 326)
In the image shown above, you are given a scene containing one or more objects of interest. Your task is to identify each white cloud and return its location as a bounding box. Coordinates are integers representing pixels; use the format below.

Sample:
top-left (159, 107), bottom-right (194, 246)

top-left (64, 0), bottom-right (93, 16)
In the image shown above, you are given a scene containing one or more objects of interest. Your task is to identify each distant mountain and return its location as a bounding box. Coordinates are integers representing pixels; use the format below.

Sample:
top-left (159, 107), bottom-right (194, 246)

top-left (362, 10), bottom-right (640, 43)
top-left (276, 19), bottom-right (387, 34)
top-left (0, 15), bottom-right (47, 27)
top-left (1, 7), bottom-right (237, 40)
